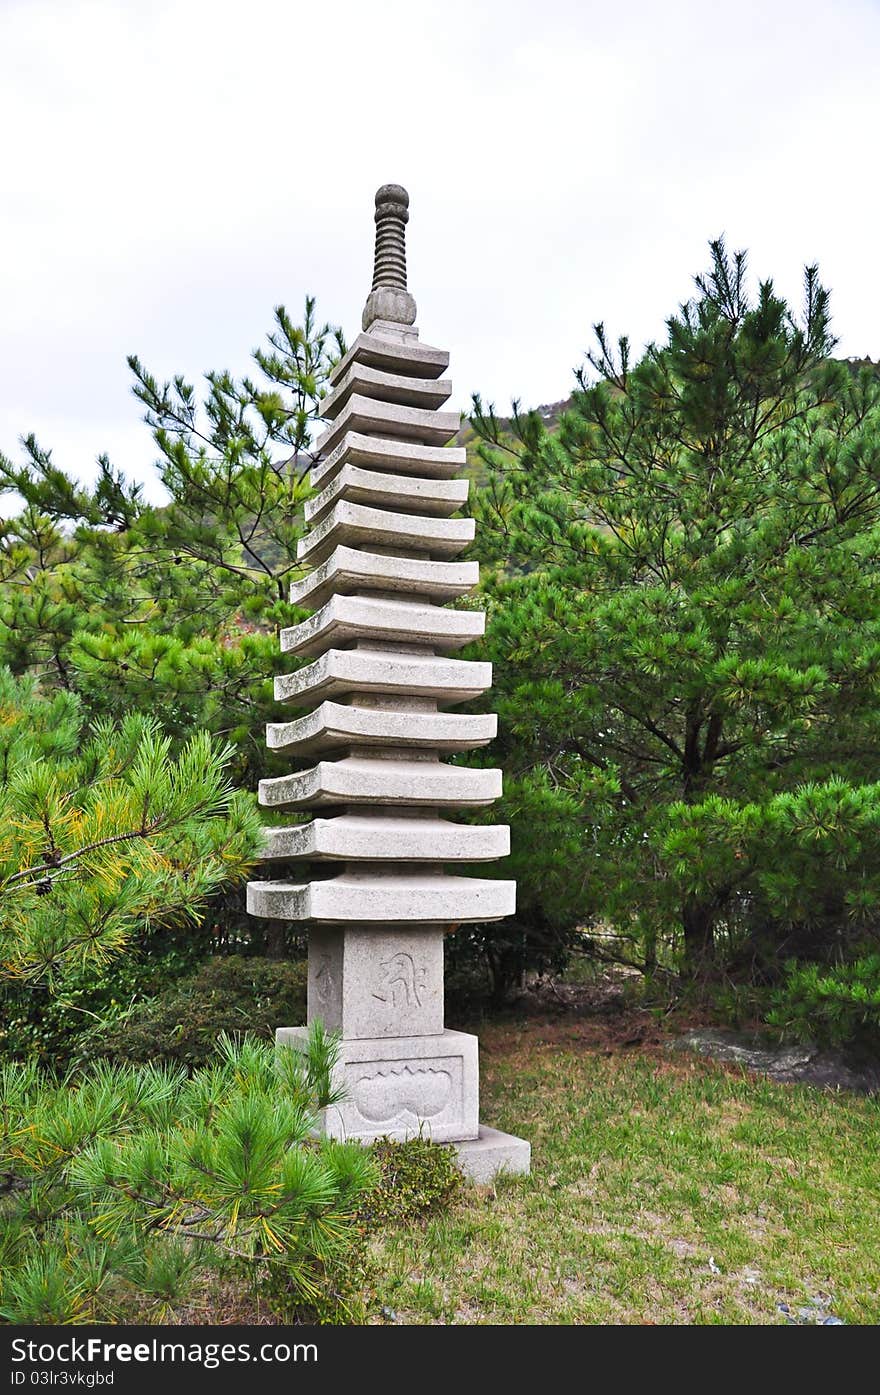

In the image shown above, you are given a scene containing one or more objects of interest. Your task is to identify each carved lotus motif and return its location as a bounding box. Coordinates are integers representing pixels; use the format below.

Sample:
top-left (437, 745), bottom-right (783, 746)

top-left (353, 1065), bottom-right (452, 1122)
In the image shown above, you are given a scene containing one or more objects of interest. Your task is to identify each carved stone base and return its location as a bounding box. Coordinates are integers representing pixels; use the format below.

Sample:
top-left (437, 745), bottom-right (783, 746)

top-left (454, 1126), bottom-right (531, 1183)
top-left (277, 1025), bottom-right (478, 1144)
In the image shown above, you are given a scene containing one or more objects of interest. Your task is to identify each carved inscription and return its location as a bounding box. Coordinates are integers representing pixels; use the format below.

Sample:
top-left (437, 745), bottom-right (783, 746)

top-left (313, 953), bottom-right (335, 1007)
top-left (372, 951), bottom-right (426, 1009)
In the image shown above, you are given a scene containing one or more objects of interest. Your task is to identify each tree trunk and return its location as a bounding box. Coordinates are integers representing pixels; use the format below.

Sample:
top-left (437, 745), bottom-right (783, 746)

top-left (681, 897), bottom-right (716, 978)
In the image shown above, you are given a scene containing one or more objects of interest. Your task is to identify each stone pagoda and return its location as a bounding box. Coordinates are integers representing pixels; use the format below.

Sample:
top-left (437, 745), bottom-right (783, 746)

top-left (247, 183), bottom-right (530, 1180)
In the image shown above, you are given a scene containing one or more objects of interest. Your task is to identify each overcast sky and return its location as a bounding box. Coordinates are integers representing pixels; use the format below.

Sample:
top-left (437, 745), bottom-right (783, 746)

top-left (2, 0), bottom-right (879, 503)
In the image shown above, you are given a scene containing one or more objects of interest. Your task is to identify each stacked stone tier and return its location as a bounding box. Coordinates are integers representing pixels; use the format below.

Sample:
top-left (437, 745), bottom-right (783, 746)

top-left (273, 649), bottom-right (492, 706)
top-left (246, 329), bottom-right (515, 930)
top-left (289, 547), bottom-right (477, 609)
top-left (297, 500), bottom-right (474, 566)
top-left (280, 594), bottom-right (483, 656)
top-left (305, 465), bottom-right (468, 522)
top-left (311, 434), bottom-right (466, 490)
top-left (260, 814), bottom-right (508, 862)
top-left (259, 758), bottom-right (502, 810)
top-left (266, 702), bottom-right (496, 756)
top-left (248, 873), bottom-right (513, 925)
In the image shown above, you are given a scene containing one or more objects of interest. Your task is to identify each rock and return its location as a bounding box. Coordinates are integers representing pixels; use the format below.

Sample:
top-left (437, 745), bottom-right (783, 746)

top-left (670, 1027), bottom-right (880, 1094)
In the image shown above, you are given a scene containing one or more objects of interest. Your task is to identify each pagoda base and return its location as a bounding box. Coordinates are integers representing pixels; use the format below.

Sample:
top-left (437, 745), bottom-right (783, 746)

top-left (277, 1025), bottom-right (479, 1144)
top-left (454, 1126), bottom-right (531, 1183)
top-left (276, 1025), bottom-right (531, 1179)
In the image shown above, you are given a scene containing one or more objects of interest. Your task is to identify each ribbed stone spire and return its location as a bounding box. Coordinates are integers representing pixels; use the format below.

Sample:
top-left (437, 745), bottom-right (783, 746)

top-left (362, 183), bottom-right (417, 332)
top-left (247, 185), bottom-right (529, 1181)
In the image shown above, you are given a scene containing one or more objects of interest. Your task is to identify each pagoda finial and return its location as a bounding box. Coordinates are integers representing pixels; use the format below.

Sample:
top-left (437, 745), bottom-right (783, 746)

top-left (362, 183), bottom-right (417, 332)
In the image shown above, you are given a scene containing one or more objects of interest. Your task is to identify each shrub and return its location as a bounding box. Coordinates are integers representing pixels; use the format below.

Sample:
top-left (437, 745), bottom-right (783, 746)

top-left (82, 955), bottom-right (308, 1068)
top-left (0, 939), bottom-right (202, 1068)
top-left (361, 1136), bottom-right (464, 1226)
top-left (0, 1031), bottom-right (376, 1325)
top-left (447, 912), bottom-right (583, 1005)
top-left (766, 956), bottom-right (880, 1055)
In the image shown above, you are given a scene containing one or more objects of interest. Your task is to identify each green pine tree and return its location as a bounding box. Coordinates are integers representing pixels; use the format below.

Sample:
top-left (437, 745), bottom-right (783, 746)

top-left (0, 299), bottom-right (342, 784)
top-left (0, 670), bottom-right (261, 982)
top-left (470, 241), bottom-right (880, 980)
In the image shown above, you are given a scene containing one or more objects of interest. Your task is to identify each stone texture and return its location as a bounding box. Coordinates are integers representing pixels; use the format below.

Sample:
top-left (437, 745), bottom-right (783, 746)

top-left (328, 333), bottom-right (449, 385)
top-left (315, 396), bottom-right (460, 456)
top-left (274, 649), bottom-right (492, 706)
top-left (362, 286), bottom-right (416, 331)
top-left (266, 702), bottom-right (497, 756)
top-left (320, 363), bottom-right (452, 419)
top-left (259, 814), bottom-right (510, 863)
top-left (289, 546), bottom-right (478, 609)
top-left (671, 1028), bottom-right (880, 1094)
top-left (306, 926), bottom-right (444, 1038)
top-left (305, 463), bottom-right (468, 523)
top-left (280, 594), bottom-right (484, 657)
top-left (247, 872), bottom-right (516, 925)
top-left (310, 432), bottom-right (466, 489)
top-left (454, 1127), bottom-right (532, 1182)
top-left (258, 756), bottom-right (502, 810)
top-left (277, 1026), bottom-right (479, 1143)
top-left (296, 498), bottom-right (474, 566)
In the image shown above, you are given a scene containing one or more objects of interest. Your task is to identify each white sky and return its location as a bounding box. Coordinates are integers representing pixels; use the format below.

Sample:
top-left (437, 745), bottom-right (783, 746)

top-left (2, 0), bottom-right (879, 503)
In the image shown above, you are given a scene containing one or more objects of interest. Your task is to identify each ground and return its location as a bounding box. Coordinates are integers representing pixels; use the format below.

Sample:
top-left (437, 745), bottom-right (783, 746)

top-left (365, 1014), bottom-right (880, 1325)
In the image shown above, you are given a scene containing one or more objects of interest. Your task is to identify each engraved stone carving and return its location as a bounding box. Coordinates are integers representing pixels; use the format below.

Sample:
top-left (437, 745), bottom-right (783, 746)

top-left (353, 1065), bottom-right (452, 1122)
top-left (372, 952), bottom-right (426, 1009)
top-left (313, 953), bottom-right (334, 1008)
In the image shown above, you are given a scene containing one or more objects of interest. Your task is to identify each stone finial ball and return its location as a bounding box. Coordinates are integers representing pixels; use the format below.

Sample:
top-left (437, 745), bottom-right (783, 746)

top-left (375, 183), bottom-right (409, 208)
top-left (374, 184), bottom-right (409, 222)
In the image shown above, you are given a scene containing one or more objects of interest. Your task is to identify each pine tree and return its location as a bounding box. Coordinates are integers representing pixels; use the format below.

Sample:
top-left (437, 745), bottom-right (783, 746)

top-left (0, 1033), bottom-right (375, 1322)
top-left (0, 299), bottom-right (342, 784)
top-left (471, 242), bottom-right (880, 979)
top-left (0, 670), bottom-right (261, 981)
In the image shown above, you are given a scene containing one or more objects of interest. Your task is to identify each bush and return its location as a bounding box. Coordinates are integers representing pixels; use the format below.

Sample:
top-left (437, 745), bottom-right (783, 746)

top-left (0, 937), bottom-right (202, 1068)
top-left (0, 1031), bottom-right (376, 1325)
top-left (83, 956), bottom-right (308, 1069)
top-left (767, 956), bottom-right (880, 1055)
top-left (0, 670), bottom-right (261, 983)
top-left (361, 1136), bottom-right (464, 1226)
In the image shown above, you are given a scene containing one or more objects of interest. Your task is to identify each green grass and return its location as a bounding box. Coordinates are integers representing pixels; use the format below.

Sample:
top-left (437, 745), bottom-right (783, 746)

top-left (366, 1020), bottom-right (880, 1324)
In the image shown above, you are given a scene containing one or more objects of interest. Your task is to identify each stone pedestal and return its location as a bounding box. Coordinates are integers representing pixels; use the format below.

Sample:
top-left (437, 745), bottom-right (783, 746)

top-left (278, 1025), bottom-right (479, 1144)
top-left (247, 184), bottom-right (529, 1181)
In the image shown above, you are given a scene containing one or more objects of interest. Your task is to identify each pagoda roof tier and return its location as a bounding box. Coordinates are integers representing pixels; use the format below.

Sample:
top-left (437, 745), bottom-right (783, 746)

top-left (328, 332), bottom-right (450, 386)
top-left (310, 433), bottom-right (465, 489)
top-left (258, 813), bottom-right (509, 862)
top-left (258, 757), bottom-right (502, 810)
top-left (266, 702), bottom-right (496, 756)
top-left (305, 463), bottom-right (468, 524)
top-left (289, 547), bottom-right (478, 610)
top-left (274, 648), bottom-right (491, 707)
top-left (297, 500), bottom-right (474, 566)
top-left (246, 871), bottom-right (516, 925)
top-left (281, 594), bottom-right (483, 659)
top-left (321, 363), bottom-right (452, 421)
top-left (315, 396), bottom-right (459, 455)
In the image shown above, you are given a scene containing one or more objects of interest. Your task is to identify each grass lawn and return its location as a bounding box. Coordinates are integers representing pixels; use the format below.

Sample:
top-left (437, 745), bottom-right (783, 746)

top-left (365, 1018), bottom-right (880, 1324)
